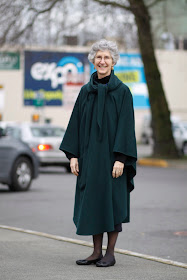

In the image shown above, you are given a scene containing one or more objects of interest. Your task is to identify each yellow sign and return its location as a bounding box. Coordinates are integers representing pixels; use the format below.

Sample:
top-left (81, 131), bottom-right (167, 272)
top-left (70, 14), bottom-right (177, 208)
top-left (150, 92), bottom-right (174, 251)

top-left (24, 90), bottom-right (62, 101)
top-left (116, 71), bottom-right (139, 83)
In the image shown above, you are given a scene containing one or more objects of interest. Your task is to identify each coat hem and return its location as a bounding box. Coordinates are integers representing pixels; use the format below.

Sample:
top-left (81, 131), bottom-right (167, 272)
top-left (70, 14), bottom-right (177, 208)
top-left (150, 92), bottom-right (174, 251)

top-left (73, 217), bottom-right (130, 236)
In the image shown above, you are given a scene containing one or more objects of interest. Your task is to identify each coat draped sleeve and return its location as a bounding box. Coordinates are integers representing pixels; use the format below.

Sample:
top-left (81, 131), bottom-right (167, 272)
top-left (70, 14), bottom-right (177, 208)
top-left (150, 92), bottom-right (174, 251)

top-left (59, 90), bottom-right (81, 158)
top-left (114, 152), bottom-right (127, 164)
top-left (113, 86), bottom-right (137, 192)
top-left (64, 151), bottom-right (76, 160)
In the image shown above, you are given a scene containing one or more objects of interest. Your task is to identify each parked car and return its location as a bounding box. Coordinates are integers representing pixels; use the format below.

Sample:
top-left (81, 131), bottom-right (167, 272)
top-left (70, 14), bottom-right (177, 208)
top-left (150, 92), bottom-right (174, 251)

top-left (2, 122), bottom-right (70, 172)
top-left (141, 115), bottom-right (187, 155)
top-left (173, 121), bottom-right (187, 155)
top-left (140, 115), bottom-right (152, 145)
top-left (0, 127), bottom-right (39, 191)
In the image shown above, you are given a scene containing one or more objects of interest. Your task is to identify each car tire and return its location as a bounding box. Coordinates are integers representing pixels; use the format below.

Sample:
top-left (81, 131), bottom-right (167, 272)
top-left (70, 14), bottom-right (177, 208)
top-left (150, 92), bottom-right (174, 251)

top-left (182, 142), bottom-right (187, 156)
top-left (9, 157), bottom-right (33, 191)
top-left (141, 134), bottom-right (149, 145)
top-left (66, 165), bottom-right (71, 173)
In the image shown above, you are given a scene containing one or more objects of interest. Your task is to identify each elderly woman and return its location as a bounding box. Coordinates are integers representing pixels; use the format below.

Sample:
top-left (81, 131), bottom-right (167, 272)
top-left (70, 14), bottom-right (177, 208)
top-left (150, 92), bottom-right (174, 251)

top-left (59, 39), bottom-right (137, 267)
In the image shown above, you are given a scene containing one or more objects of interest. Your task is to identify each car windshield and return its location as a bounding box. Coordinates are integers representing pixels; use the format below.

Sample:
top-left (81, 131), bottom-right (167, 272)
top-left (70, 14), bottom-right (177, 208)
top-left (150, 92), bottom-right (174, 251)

top-left (6, 126), bottom-right (22, 139)
top-left (30, 127), bottom-right (65, 137)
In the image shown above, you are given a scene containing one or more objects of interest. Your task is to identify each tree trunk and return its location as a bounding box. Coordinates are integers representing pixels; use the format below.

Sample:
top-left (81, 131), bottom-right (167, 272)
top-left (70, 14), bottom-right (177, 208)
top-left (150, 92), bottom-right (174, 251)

top-left (129, 0), bottom-right (179, 158)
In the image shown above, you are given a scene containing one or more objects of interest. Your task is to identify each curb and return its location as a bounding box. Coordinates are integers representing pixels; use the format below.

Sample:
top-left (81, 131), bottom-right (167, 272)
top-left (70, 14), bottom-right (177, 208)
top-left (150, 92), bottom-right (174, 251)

top-left (0, 225), bottom-right (186, 269)
top-left (138, 158), bottom-right (168, 168)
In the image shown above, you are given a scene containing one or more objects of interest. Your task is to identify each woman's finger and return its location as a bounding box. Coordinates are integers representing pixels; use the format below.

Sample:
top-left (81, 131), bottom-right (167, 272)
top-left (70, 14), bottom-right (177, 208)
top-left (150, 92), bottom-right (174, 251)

top-left (112, 168), bottom-right (116, 178)
top-left (75, 163), bottom-right (79, 175)
top-left (71, 164), bottom-right (78, 176)
top-left (73, 165), bottom-right (79, 176)
top-left (70, 158), bottom-right (79, 176)
top-left (73, 169), bottom-right (79, 176)
top-left (112, 167), bottom-right (123, 178)
top-left (76, 162), bottom-right (79, 173)
top-left (115, 170), bottom-right (121, 178)
top-left (112, 168), bottom-right (119, 178)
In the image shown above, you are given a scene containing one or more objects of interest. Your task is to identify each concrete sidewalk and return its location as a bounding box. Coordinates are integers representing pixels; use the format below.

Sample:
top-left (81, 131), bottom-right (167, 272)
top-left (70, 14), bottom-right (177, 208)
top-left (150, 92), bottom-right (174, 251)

top-left (138, 157), bottom-right (187, 169)
top-left (1, 228), bottom-right (186, 280)
top-left (137, 144), bottom-right (187, 169)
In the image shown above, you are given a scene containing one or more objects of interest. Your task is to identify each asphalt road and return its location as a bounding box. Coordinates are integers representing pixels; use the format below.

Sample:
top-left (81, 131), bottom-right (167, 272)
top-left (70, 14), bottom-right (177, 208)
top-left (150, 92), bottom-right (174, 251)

top-left (0, 165), bottom-right (187, 264)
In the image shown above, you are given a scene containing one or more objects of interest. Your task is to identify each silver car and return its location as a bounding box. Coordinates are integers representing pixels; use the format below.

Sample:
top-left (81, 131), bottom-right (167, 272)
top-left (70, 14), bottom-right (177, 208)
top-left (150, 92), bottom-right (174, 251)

top-left (0, 127), bottom-right (39, 191)
top-left (4, 123), bottom-right (70, 171)
top-left (173, 122), bottom-right (187, 155)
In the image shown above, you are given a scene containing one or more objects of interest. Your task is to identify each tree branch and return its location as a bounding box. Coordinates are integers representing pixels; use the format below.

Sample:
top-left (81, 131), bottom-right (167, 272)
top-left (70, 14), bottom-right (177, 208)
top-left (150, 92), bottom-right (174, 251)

top-left (93, 0), bottom-right (132, 11)
top-left (11, 24), bottom-right (34, 43)
top-left (0, 8), bottom-right (22, 45)
top-left (2, 1), bottom-right (62, 45)
top-left (29, 0), bottom-right (62, 14)
top-left (147, 0), bottom-right (165, 9)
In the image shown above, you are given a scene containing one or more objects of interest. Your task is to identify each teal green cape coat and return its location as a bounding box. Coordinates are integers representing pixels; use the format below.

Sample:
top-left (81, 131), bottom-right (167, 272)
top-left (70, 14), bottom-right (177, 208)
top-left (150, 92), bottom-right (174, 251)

top-left (60, 70), bottom-right (137, 235)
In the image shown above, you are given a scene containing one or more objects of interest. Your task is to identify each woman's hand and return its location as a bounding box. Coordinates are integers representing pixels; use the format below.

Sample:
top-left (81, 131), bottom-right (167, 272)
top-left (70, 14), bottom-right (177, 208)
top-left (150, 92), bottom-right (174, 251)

top-left (112, 161), bottom-right (124, 178)
top-left (70, 158), bottom-right (79, 176)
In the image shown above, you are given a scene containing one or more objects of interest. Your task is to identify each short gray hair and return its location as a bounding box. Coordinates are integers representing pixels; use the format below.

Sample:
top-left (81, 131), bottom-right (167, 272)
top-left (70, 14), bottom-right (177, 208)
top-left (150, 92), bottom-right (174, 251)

top-left (88, 39), bottom-right (119, 65)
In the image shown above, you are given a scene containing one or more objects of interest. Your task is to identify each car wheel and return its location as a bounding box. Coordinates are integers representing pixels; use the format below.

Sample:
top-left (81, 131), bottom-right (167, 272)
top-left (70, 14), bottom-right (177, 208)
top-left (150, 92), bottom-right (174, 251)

top-left (183, 142), bottom-right (187, 156)
top-left (9, 157), bottom-right (33, 191)
top-left (66, 165), bottom-right (71, 173)
top-left (141, 134), bottom-right (149, 145)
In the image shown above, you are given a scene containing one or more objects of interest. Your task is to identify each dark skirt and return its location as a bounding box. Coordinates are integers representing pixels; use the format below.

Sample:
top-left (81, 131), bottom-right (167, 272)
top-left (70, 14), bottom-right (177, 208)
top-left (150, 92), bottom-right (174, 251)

top-left (114, 223), bottom-right (122, 232)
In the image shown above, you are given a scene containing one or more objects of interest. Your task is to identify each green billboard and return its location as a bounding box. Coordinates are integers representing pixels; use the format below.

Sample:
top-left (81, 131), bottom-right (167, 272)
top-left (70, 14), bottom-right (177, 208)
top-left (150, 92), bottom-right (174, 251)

top-left (0, 52), bottom-right (20, 70)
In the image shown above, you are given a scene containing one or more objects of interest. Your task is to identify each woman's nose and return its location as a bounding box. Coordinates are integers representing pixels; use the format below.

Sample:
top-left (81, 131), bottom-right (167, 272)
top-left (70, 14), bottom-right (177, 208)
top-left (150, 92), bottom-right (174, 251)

top-left (100, 57), bottom-right (105, 63)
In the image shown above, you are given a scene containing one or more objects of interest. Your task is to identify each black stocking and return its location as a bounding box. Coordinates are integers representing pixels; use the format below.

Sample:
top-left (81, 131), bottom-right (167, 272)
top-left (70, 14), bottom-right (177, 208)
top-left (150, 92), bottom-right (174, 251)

top-left (86, 233), bottom-right (103, 260)
top-left (101, 231), bottom-right (119, 262)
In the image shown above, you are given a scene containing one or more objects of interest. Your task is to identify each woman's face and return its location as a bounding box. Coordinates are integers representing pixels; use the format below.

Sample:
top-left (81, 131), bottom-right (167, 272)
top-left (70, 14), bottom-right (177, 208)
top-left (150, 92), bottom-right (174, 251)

top-left (93, 50), bottom-right (115, 79)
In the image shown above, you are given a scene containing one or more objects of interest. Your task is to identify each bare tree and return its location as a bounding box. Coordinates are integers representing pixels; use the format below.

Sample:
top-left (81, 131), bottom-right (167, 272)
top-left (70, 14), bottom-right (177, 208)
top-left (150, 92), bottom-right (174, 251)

top-left (93, 0), bottom-right (179, 158)
top-left (0, 0), bottom-right (137, 47)
top-left (0, 0), bottom-right (65, 46)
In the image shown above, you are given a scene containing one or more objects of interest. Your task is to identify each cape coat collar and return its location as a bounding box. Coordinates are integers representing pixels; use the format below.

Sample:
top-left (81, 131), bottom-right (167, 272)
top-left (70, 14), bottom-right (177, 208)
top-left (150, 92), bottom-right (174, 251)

top-left (86, 70), bottom-right (122, 93)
